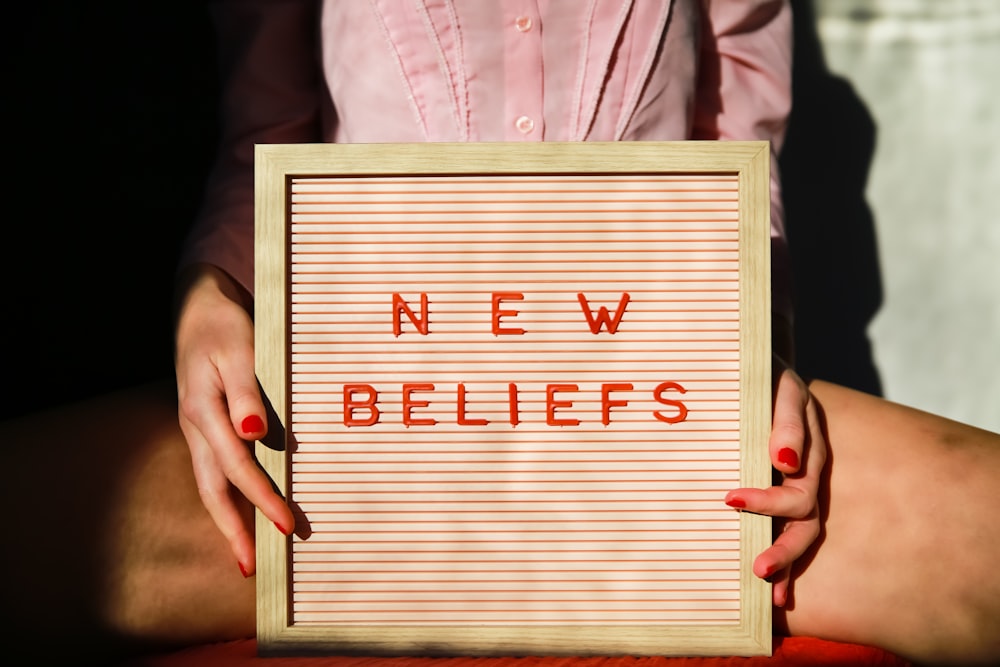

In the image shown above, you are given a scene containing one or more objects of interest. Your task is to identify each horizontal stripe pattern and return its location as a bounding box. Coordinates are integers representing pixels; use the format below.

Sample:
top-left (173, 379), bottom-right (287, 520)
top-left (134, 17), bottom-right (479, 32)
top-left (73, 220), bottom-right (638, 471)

top-left (288, 174), bottom-right (743, 626)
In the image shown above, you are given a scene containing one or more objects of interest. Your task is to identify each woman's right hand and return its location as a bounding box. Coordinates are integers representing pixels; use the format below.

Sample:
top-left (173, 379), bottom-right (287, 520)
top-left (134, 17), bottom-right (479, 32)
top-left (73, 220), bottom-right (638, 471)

top-left (174, 264), bottom-right (295, 577)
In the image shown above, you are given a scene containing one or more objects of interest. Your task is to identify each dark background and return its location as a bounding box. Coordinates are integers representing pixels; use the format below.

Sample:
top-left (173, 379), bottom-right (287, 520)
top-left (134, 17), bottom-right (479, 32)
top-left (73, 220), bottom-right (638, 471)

top-left (5, 2), bottom-right (219, 418)
top-left (2, 1), bottom-right (883, 422)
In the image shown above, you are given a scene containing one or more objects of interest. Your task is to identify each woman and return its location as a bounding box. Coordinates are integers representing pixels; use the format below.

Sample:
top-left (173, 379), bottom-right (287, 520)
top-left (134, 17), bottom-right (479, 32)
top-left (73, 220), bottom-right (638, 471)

top-left (2, 2), bottom-right (997, 665)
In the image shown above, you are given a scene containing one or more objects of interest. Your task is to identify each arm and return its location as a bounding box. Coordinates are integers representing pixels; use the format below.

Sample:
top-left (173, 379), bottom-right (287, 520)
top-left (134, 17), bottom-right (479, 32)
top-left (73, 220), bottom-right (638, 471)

top-left (693, 0), bottom-right (822, 607)
top-left (175, 0), bottom-right (325, 575)
top-left (181, 0), bottom-right (326, 293)
top-left (693, 0), bottom-right (794, 336)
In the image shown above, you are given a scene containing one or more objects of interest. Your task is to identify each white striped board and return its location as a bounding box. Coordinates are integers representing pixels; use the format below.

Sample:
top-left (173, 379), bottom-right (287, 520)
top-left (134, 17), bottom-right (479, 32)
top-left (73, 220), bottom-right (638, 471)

top-left (254, 142), bottom-right (772, 657)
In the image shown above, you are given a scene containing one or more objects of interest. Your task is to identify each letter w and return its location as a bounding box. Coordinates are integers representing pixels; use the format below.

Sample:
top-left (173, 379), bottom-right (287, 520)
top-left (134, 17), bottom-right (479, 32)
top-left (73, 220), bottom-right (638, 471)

top-left (577, 292), bottom-right (630, 334)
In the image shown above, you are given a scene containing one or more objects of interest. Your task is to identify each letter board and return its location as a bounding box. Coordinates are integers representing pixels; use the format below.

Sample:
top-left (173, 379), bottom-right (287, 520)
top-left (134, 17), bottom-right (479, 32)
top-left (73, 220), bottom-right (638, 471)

top-left (254, 141), bottom-right (772, 656)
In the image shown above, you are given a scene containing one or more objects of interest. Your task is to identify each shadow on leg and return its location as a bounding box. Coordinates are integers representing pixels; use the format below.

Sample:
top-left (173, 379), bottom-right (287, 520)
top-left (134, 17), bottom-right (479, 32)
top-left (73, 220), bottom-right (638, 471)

top-left (0, 380), bottom-right (254, 665)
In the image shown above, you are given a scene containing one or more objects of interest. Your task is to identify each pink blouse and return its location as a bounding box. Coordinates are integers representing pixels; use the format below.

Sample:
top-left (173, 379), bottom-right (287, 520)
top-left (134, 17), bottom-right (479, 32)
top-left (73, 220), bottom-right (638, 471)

top-left (184, 0), bottom-right (792, 315)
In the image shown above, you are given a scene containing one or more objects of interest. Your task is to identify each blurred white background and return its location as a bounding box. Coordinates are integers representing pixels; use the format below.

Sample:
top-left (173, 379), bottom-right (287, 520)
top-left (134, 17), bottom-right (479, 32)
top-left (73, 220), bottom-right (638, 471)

top-left (788, 0), bottom-right (999, 432)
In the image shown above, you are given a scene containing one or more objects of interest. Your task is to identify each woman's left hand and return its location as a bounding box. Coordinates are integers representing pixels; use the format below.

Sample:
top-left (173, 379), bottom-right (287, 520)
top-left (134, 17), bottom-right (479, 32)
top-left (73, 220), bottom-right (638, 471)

top-left (724, 355), bottom-right (827, 608)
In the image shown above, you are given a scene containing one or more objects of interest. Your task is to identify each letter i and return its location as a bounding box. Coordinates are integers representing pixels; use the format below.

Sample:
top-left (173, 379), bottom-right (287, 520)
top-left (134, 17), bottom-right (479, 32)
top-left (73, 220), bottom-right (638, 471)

top-left (508, 383), bottom-right (520, 426)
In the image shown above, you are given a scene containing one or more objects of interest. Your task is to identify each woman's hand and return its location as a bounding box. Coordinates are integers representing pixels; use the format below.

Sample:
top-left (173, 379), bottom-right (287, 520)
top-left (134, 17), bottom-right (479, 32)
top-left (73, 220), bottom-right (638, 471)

top-left (724, 353), bottom-right (827, 608)
top-left (174, 264), bottom-right (295, 577)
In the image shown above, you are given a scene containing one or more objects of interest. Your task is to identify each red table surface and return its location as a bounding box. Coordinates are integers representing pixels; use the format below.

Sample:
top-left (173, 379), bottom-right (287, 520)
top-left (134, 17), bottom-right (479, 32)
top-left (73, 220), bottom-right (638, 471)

top-left (124, 636), bottom-right (913, 667)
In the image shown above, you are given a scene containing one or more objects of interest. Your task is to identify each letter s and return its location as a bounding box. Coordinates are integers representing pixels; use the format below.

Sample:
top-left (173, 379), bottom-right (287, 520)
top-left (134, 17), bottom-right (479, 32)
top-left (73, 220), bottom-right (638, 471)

top-left (652, 381), bottom-right (688, 425)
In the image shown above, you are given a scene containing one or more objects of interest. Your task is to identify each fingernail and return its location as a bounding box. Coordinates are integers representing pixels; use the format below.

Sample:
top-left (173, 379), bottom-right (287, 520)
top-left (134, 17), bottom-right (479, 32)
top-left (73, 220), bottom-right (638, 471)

top-left (777, 447), bottom-right (799, 468)
top-left (238, 561), bottom-right (250, 578)
top-left (725, 497), bottom-right (747, 509)
top-left (241, 415), bottom-right (265, 434)
top-left (273, 520), bottom-right (292, 536)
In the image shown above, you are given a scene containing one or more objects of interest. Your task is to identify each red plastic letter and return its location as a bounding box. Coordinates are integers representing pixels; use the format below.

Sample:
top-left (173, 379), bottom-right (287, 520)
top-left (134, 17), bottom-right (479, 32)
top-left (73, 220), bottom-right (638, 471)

top-left (457, 383), bottom-right (488, 426)
top-left (600, 382), bottom-right (633, 426)
top-left (546, 384), bottom-right (580, 426)
top-left (508, 383), bottom-right (520, 426)
top-left (577, 292), bottom-right (630, 334)
top-left (492, 292), bottom-right (525, 335)
top-left (652, 381), bottom-right (689, 424)
top-left (344, 384), bottom-right (380, 426)
top-left (393, 293), bottom-right (429, 336)
top-left (402, 383), bottom-right (437, 427)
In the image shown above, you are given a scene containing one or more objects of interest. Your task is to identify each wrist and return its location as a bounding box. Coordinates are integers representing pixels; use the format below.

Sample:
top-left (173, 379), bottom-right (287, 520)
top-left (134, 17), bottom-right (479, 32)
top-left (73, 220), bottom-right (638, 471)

top-left (173, 264), bottom-right (254, 356)
top-left (175, 264), bottom-right (253, 317)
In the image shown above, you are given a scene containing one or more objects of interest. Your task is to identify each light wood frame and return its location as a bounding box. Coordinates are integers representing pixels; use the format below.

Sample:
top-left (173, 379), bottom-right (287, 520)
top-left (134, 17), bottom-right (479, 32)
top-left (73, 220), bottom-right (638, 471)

top-left (255, 141), bottom-right (772, 657)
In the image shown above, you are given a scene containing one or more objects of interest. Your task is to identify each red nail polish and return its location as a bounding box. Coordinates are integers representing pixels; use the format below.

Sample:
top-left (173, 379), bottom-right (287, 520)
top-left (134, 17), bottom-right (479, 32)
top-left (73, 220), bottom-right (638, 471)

top-left (241, 415), bottom-right (264, 435)
top-left (273, 520), bottom-right (291, 536)
top-left (238, 561), bottom-right (250, 578)
top-left (777, 447), bottom-right (799, 468)
top-left (725, 497), bottom-right (746, 509)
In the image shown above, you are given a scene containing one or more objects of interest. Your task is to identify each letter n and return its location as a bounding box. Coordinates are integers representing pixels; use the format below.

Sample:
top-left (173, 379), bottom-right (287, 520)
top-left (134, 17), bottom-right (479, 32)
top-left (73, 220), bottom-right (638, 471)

top-left (393, 293), bottom-right (429, 336)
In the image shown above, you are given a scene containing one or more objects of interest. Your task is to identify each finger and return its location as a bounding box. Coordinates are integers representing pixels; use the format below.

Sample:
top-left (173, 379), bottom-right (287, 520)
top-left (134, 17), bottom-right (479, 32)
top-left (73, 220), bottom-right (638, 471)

top-left (753, 515), bottom-right (820, 583)
top-left (769, 392), bottom-right (827, 509)
top-left (214, 352), bottom-right (296, 536)
top-left (724, 484), bottom-right (814, 520)
top-left (180, 415), bottom-right (256, 576)
top-left (180, 365), bottom-right (295, 536)
top-left (769, 566), bottom-right (790, 608)
top-left (194, 400), bottom-right (296, 538)
top-left (214, 338), bottom-right (269, 441)
top-left (730, 391), bottom-right (827, 519)
top-left (770, 366), bottom-right (808, 475)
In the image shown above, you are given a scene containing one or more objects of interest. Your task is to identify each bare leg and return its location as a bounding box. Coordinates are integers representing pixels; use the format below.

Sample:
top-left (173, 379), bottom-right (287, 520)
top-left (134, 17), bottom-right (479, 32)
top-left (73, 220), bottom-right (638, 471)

top-left (779, 380), bottom-right (1000, 666)
top-left (0, 381), bottom-right (254, 665)
top-left (2, 380), bottom-right (997, 665)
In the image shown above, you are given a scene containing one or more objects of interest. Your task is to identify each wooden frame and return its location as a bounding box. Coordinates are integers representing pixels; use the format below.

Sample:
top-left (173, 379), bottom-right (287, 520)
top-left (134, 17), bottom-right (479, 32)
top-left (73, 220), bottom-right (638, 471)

top-left (254, 141), bottom-right (772, 657)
